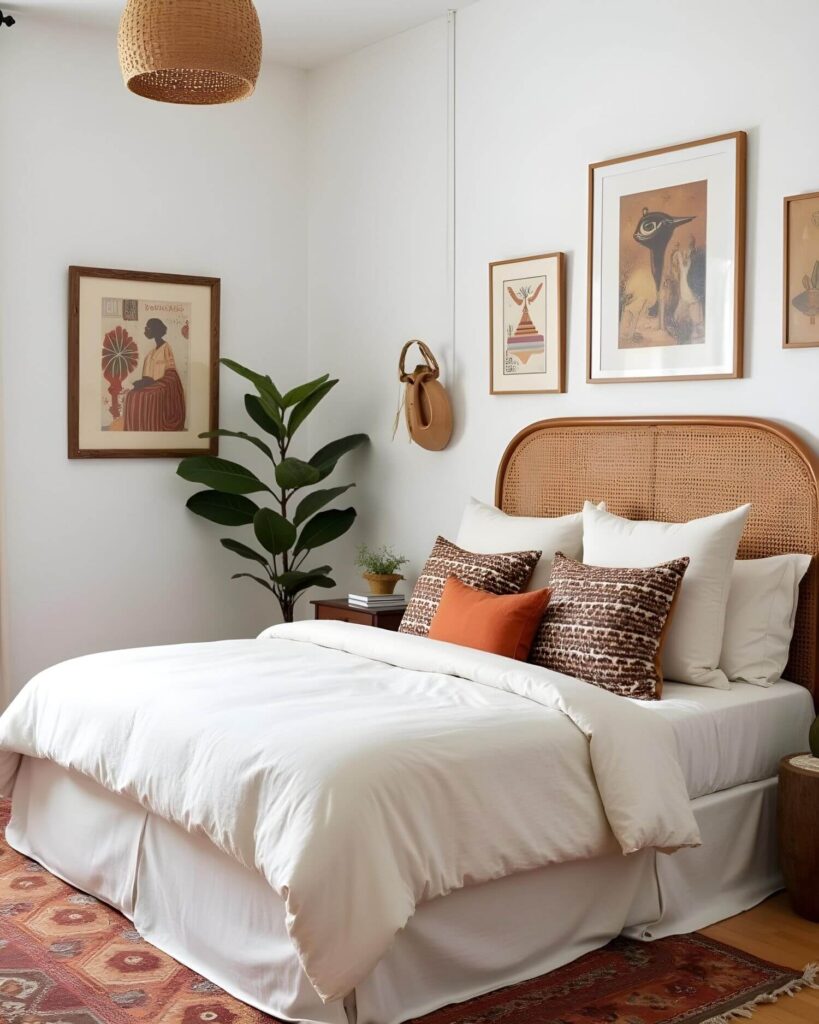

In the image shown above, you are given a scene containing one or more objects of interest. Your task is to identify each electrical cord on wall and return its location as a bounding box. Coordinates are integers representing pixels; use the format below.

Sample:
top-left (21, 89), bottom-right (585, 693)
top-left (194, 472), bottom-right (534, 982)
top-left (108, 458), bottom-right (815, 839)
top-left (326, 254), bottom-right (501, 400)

top-left (0, 9), bottom-right (16, 28)
top-left (446, 9), bottom-right (456, 373)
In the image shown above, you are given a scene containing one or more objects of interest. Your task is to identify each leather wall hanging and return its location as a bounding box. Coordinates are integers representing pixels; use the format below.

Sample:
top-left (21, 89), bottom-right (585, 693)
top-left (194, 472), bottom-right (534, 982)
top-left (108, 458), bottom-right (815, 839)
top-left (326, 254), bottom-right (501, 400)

top-left (394, 340), bottom-right (453, 451)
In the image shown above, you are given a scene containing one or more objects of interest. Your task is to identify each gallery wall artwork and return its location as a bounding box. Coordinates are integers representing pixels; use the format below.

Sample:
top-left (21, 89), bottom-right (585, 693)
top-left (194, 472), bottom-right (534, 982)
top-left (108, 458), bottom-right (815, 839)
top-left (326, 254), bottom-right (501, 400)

top-left (68, 267), bottom-right (220, 458)
top-left (489, 252), bottom-right (565, 394)
top-left (587, 132), bottom-right (746, 383)
top-left (783, 191), bottom-right (819, 348)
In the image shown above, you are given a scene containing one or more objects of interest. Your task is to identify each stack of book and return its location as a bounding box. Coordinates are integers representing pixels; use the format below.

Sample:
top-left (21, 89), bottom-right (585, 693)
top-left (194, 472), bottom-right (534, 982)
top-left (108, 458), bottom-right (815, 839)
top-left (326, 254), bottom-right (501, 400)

top-left (348, 592), bottom-right (407, 610)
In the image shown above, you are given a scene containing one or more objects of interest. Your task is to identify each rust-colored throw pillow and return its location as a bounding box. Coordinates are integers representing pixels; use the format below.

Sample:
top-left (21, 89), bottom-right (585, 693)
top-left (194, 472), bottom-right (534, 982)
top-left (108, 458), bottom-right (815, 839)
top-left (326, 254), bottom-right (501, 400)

top-left (529, 552), bottom-right (690, 700)
top-left (399, 536), bottom-right (541, 639)
top-left (428, 577), bottom-right (552, 660)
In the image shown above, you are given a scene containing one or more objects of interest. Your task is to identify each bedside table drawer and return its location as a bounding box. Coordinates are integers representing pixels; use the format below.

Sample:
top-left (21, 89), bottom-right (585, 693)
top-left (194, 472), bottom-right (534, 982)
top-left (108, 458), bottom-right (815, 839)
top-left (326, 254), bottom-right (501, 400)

top-left (311, 598), bottom-right (406, 631)
top-left (315, 604), bottom-right (374, 626)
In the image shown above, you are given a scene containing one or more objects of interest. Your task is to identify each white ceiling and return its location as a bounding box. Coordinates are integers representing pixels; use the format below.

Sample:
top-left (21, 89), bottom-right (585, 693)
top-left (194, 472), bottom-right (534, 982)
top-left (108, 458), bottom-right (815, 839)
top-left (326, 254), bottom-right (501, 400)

top-left (11, 0), bottom-right (474, 68)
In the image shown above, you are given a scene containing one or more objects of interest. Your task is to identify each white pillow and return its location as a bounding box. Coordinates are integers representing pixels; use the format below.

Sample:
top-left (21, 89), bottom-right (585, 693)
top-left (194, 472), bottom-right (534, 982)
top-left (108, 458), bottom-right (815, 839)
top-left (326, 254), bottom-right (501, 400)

top-left (456, 498), bottom-right (586, 591)
top-left (582, 501), bottom-right (750, 689)
top-left (720, 554), bottom-right (812, 686)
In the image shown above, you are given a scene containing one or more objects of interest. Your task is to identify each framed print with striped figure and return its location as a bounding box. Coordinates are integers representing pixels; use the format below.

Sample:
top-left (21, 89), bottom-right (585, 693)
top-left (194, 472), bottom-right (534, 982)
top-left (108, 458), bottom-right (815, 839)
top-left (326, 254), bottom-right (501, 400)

top-left (490, 252), bottom-right (565, 394)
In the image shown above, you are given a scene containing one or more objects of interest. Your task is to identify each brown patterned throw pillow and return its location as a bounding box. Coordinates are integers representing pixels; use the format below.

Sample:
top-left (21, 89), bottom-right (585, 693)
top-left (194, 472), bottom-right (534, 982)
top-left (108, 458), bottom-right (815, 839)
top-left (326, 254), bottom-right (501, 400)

top-left (399, 536), bottom-right (541, 638)
top-left (529, 552), bottom-right (690, 699)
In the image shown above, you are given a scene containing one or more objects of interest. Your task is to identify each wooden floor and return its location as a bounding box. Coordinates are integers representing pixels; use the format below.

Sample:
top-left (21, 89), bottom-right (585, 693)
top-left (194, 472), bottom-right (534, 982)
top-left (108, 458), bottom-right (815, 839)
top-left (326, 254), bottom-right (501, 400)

top-left (702, 892), bottom-right (819, 1022)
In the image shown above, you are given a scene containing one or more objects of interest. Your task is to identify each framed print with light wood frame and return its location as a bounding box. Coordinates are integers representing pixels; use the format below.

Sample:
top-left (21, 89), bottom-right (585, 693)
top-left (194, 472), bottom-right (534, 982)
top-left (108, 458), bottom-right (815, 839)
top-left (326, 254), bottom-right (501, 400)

top-left (489, 251), bottom-right (565, 394)
top-left (783, 191), bottom-right (819, 348)
top-left (587, 131), bottom-right (746, 383)
top-left (68, 266), bottom-right (220, 458)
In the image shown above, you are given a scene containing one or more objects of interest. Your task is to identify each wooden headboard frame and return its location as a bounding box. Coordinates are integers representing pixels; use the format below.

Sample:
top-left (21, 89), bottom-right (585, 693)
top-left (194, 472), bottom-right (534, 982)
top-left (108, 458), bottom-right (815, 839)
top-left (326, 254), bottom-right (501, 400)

top-left (495, 416), bottom-right (819, 705)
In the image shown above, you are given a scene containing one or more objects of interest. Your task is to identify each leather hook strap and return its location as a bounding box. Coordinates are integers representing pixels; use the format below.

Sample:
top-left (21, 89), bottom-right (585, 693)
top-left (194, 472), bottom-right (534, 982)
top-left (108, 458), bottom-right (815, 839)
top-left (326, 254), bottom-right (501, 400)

top-left (398, 339), bottom-right (440, 383)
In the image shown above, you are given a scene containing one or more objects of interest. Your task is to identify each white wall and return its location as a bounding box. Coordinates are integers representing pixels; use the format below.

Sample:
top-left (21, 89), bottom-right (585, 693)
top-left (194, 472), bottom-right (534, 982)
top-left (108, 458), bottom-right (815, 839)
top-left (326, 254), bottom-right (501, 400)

top-left (3, 0), bottom-right (819, 693)
top-left (307, 0), bottom-right (819, 595)
top-left (307, 19), bottom-right (453, 595)
top-left (0, 15), bottom-right (308, 695)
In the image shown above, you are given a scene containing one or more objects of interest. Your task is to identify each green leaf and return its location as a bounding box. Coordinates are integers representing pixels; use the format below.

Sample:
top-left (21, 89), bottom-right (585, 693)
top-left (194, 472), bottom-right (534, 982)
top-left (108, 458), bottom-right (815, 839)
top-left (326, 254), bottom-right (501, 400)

top-left (220, 538), bottom-right (270, 568)
top-left (186, 490), bottom-right (259, 526)
top-left (307, 576), bottom-right (336, 590)
top-left (293, 484), bottom-right (354, 526)
top-left (295, 507), bottom-right (356, 554)
top-left (272, 571), bottom-right (335, 597)
top-left (253, 508), bottom-right (297, 557)
top-left (309, 433), bottom-right (369, 481)
top-left (231, 572), bottom-right (274, 593)
top-left (287, 380), bottom-right (337, 439)
top-left (275, 458), bottom-right (322, 491)
top-left (258, 393), bottom-right (286, 430)
top-left (199, 429), bottom-right (274, 461)
top-left (177, 456), bottom-right (269, 495)
top-left (245, 395), bottom-right (284, 442)
top-left (281, 375), bottom-right (331, 409)
top-left (272, 569), bottom-right (335, 592)
top-left (221, 358), bottom-right (284, 408)
top-left (812, 261), bottom-right (819, 290)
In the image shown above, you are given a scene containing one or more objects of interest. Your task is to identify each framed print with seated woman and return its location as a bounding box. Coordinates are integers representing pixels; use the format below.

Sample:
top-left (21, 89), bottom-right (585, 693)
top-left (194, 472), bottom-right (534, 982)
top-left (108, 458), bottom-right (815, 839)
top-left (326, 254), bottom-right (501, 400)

top-left (587, 131), bottom-right (746, 383)
top-left (68, 266), bottom-right (220, 458)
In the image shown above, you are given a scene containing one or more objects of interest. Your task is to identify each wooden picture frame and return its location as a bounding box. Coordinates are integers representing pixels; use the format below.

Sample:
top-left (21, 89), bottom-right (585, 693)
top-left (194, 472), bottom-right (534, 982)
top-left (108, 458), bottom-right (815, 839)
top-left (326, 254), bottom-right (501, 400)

top-left (489, 251), bottom-right (565, 395)
top-left (783, 191), bottom-right (819, 348)
top-left (587, 131), bottom-right (746, 383)
top-left (68, 266), bottom-right (220, 459)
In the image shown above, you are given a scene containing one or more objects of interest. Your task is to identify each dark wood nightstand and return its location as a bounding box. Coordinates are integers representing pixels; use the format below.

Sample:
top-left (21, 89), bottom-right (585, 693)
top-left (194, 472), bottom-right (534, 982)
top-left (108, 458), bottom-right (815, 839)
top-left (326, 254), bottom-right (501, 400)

top-left (311, 598), bottom-right (405, 632)
top-left (778, 753), bottom-right (819, 921)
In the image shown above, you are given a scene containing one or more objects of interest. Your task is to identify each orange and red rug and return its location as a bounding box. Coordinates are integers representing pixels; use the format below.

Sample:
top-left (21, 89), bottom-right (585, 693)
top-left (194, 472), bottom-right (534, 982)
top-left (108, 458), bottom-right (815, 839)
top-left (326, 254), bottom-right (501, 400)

top-left (0, 799), bottom-right (813, 1024)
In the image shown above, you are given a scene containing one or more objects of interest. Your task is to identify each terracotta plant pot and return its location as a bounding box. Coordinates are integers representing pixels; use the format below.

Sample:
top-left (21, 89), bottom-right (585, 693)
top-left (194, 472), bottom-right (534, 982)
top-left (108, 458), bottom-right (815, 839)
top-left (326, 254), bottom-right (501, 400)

top-left (363, 572), bottom-right (404, 595)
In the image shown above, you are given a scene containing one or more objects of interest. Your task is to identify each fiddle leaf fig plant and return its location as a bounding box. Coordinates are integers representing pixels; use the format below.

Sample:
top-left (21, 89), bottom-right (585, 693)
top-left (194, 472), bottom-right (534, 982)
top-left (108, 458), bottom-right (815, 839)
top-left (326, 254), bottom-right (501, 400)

top-left (178, 359), bottom-right (368, 623)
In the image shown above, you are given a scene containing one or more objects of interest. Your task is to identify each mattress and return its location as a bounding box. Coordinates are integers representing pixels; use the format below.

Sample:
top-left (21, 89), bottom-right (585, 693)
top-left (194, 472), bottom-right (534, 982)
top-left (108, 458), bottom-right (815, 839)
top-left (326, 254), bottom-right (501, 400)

top-left (638, 679), bottom-right (814, 799)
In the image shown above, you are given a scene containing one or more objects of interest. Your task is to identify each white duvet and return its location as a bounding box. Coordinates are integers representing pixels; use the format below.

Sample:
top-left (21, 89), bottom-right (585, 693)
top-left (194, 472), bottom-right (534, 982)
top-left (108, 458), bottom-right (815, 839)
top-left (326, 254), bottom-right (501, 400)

top-left (0, 621), bottom-right (699, 1002)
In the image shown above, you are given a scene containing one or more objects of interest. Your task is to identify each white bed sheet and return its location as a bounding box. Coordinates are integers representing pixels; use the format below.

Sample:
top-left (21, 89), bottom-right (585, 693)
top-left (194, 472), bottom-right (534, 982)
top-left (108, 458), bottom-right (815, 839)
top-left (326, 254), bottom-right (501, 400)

top-left (8, 757), bottom-right (783, 1024)
top-left (0, 624), bottom-right (703, 1001)
top-left (4, 643), bottom-right (810, 1022)
top-left (641, 679), bottom-right (814, 798)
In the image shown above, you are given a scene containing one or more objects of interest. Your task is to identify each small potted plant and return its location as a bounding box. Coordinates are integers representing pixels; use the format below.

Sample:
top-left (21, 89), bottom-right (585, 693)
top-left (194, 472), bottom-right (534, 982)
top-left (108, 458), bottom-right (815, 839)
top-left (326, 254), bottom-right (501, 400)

top-left (355, 544), bottom-right (409, 595)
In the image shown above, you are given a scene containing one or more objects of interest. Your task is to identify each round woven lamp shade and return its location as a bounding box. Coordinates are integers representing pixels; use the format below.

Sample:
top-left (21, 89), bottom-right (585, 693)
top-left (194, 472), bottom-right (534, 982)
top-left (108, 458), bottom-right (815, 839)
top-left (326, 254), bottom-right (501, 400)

top-left (118, 0), bottom-right (262, 105)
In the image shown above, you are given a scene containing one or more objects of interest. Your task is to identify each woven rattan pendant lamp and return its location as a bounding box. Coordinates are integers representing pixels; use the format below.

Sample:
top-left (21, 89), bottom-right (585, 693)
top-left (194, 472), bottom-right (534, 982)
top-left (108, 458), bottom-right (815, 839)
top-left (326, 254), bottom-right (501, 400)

top-left (118, 0), bottom-right (262, 105)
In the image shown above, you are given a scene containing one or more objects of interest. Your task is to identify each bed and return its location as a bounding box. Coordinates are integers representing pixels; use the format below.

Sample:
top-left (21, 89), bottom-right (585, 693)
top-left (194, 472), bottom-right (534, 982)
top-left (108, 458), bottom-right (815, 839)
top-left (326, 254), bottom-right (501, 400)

top-left (1, 415), bottom-right (818, 1024)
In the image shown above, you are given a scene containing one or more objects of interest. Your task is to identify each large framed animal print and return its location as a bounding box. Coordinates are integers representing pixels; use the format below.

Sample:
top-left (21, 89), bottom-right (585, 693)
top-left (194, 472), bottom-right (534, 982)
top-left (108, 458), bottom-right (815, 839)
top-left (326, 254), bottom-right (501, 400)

top-left (587, 132), bottom-right (746, 383)
top-left (68, 266), bottom-right (220, 458)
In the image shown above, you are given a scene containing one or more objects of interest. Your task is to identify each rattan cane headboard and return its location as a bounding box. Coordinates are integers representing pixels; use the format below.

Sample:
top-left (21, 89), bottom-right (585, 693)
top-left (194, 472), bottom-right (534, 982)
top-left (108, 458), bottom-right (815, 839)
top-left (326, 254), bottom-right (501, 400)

top-left (495, 417), bottom-right (819, 704)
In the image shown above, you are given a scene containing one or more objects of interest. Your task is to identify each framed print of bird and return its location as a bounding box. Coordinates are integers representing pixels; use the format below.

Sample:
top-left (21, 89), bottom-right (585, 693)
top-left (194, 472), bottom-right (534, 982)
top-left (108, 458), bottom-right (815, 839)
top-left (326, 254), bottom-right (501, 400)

top-left (587, 131), bottom-right (746, 383)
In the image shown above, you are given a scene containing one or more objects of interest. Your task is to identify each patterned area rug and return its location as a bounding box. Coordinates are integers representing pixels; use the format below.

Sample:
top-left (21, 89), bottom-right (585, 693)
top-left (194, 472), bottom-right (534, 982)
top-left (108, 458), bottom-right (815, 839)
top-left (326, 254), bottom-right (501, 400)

top-left (413, 936), bottom-right (816, 1024)
top-left (0, 800), bottom-right (271, 1024)
top-left (0, 798), bottom-right (813, 1024)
